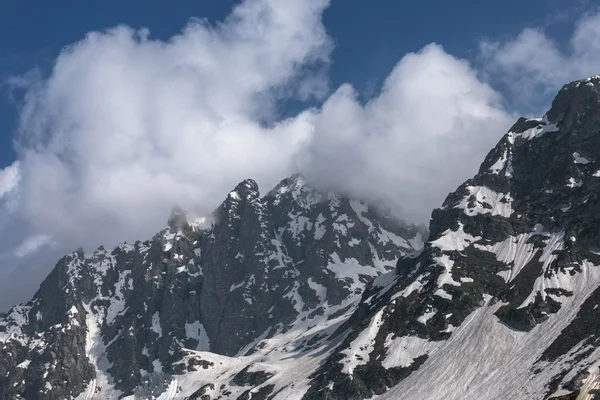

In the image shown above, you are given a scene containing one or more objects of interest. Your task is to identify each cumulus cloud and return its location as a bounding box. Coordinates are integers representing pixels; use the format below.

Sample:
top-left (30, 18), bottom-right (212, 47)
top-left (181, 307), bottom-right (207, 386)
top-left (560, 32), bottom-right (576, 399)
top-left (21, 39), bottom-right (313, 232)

top-left (9, 0), bottom-right (331, 250)
top-left (5, 0), bottom-right (514, 255)
top-left (9, 30), bottom-right (513, 255)
top-left (297, 44), bottom-right (513, 222)
top-left (479, 10), bottom-right (600, 112)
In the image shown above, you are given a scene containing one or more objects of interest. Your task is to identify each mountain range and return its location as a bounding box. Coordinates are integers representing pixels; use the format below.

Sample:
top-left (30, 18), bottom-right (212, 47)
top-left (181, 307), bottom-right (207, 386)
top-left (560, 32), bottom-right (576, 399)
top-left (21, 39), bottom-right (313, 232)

top-left (2, 76), bottom-right (600, 399)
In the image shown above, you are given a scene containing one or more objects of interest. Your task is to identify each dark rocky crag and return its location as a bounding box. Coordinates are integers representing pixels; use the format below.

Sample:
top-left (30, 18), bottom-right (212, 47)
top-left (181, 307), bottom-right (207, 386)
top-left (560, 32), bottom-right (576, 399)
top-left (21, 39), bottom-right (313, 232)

top-left (0, 175), bottom-right (424, 400)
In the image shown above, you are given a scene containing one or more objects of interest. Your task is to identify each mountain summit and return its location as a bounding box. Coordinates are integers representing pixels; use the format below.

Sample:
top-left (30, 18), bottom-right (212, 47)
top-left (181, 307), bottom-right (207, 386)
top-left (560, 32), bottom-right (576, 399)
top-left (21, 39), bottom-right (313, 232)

top-left (0, 174), bottom-right (423, 400)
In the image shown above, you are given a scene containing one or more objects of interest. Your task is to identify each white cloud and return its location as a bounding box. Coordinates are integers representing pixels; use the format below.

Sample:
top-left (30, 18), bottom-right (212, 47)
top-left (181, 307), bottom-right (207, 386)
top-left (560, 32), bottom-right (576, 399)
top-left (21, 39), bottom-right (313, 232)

top-left (0, 162), bottom-right (20, 200)
top-left (14, 234), bottom-right (53, 258)
top-left (478, 11), bottom-right (600, 111)
top-left (8, 36), bottom-right (513, 253)
top-left (297, 44), bottom-right (513, 223)
top-left (9, 0), bottom-right (330, 250)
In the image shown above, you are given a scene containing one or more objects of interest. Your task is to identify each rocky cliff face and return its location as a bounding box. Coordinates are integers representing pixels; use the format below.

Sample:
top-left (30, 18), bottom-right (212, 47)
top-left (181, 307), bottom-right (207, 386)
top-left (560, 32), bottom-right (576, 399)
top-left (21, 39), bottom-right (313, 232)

top-left (303, 76), bottom-right (600, 400)
top-left (0, 175), bottom-right (424, 400)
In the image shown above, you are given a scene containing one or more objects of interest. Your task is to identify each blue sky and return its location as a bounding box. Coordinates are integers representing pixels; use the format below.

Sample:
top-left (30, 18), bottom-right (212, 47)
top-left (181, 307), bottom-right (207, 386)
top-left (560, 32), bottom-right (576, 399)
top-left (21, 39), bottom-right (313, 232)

top-left (0, 0), bottom-right (599, 310)
top-left (0, 0), bottom-right (592, 168)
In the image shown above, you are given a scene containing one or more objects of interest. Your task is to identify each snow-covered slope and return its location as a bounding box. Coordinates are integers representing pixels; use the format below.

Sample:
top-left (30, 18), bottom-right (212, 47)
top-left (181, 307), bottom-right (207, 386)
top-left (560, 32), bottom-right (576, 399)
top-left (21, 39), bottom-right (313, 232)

top-left (0, 175), bottom-right (424, 400)
top-left (302, 76), bottom-right (600, 400)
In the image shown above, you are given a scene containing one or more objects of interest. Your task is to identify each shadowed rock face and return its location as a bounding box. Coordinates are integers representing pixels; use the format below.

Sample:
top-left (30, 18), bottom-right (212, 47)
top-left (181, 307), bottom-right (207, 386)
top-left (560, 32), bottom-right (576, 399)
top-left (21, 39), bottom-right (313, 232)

top-left (304, 76), bottom-right (600, 399)
top-left (0, 175), bottom-right (423, 400)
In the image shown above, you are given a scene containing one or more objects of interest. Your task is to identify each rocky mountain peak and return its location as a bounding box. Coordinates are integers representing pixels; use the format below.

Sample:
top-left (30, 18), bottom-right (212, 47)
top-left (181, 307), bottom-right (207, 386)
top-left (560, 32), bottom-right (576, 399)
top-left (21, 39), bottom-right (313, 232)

top-left (0, 174), bottom-right (424, 400)
top-left (268, 173), bottom-right (306, 195)
top-left (229, 178), bottom-right (260, 201)
top-left (547, 75), bottom-right (600, 126)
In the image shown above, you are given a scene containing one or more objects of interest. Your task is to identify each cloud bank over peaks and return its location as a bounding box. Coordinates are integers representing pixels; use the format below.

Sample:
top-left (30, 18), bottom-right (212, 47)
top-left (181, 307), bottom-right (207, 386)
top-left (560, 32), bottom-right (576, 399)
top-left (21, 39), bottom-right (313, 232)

top-left (7, 0), bottom-right (331, 252)
top-left (7, 35), bottom-right (513, 257)
top-left (5, 1), bottom-right (599, 271)
top-left (297, 44), bottom-right (513, 223)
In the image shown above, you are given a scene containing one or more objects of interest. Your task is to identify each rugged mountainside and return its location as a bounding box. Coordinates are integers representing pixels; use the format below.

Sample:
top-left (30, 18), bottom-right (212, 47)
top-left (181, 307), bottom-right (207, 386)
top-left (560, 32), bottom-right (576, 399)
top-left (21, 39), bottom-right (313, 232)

top-left (0, 175), bottom-right (424, 400)
top-left (304, 76), bottom-right (600, 400)
top-left (3, 76), bottom-right (600, 400)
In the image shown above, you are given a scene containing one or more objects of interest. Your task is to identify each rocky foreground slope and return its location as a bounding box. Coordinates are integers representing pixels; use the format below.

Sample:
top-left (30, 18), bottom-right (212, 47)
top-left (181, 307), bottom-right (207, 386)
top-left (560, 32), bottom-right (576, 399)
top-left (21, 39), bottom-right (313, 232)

top-left (3, 76), bottom-right (600, 400)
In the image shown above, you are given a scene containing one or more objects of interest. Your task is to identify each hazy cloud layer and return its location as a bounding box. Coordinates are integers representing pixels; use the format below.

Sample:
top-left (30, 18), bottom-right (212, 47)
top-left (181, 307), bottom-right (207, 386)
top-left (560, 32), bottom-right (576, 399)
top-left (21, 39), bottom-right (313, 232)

top-left (479, 10), bottom-right (600, 112)
top-left (1, 1), bottom-right (599, 310)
